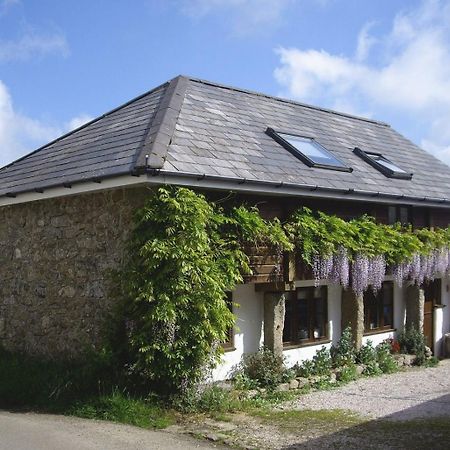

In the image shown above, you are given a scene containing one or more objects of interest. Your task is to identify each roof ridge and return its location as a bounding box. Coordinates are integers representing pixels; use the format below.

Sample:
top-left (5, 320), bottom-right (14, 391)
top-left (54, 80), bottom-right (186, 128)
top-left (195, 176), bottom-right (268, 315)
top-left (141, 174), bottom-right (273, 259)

top-left (184, 75), bottom-right (389, 127)
top-left (0, 79), bottom-right (171, 173)
top-left (134, 75), bottom-right (188, 169)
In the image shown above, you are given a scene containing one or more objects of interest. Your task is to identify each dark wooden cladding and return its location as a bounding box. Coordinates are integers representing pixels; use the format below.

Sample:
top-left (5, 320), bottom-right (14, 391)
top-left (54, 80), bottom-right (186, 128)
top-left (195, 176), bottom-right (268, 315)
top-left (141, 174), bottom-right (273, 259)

top-left (206, 190), bottom-right (450, 228)
top-left (245, 245), bottom-right (284, 283)
top-left (205, 190), bottom-right (450, 284)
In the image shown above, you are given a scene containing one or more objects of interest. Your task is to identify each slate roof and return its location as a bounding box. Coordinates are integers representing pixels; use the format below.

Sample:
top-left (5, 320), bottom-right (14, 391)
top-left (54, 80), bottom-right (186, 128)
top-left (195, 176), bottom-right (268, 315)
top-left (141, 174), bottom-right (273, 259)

top-left (1, 75), bottom-right (450, 206)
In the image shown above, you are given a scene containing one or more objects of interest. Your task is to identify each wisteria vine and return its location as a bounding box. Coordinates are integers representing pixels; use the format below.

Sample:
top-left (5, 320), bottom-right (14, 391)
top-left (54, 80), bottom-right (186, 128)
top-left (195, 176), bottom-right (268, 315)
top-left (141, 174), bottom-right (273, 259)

top-left (286, 208), bottom-right (450, 295)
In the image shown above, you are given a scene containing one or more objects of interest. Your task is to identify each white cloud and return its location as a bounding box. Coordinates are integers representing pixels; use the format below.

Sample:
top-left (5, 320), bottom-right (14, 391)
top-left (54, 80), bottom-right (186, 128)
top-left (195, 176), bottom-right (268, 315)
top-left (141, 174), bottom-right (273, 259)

top-left (355, 21), bottom-right (377, 62)
top-left (0, 81), bottom-right (89, 167)
top-left (66, 114), bottom-right (93, 131)
top-left (0, 31), bottom-right (69, 62)
top-left (180, 0), bottom-right (296, 34)
top-left (274, 0), bottom-right (450, 165)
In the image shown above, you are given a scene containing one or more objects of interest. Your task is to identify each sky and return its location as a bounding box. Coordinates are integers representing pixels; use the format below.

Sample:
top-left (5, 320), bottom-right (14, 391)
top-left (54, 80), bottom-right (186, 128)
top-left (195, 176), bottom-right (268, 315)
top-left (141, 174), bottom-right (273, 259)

top-left (1, 0), bottom-right (450, 167)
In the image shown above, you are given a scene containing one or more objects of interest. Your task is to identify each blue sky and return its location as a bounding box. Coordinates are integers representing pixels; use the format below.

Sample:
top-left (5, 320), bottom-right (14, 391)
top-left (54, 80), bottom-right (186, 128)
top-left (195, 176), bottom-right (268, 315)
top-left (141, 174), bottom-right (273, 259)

top-left (1, 0), bottom-right (450, 167)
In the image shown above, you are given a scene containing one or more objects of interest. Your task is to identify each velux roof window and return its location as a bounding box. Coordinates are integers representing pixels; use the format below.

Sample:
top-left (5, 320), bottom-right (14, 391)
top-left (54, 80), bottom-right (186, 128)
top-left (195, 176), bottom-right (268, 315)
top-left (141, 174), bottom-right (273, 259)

top-left (353, 147), bottom-right (413, 180)
top-left (266, 127), bottom-right (352, 172)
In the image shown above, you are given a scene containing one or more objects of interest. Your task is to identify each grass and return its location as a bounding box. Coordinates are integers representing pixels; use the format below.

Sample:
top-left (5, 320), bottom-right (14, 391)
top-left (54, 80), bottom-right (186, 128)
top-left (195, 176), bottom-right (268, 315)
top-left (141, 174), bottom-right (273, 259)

top-left (69, 391), bottom-right (175, 429)
top-left (252, 408), bottom-right (364, 432)
top-left (0, 348), bottom-right (175, 430)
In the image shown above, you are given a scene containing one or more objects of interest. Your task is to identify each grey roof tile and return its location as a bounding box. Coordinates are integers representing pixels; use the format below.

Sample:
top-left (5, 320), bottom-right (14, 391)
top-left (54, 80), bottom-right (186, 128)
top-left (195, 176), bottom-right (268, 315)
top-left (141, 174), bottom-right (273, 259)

top-left (2, 75), bottom-right (450, 204)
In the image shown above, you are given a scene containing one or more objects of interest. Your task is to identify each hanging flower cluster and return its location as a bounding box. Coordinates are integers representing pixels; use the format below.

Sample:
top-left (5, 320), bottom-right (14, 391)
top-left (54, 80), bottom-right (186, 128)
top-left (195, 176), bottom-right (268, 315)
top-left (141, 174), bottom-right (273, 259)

top-left (286, 208), bottom-right (450, 294)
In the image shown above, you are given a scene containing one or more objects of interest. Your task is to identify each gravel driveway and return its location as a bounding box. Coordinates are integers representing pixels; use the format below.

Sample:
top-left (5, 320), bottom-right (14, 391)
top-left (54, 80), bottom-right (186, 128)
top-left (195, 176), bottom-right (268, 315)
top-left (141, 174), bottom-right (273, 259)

top-left (281, 359), bottom-right (450, 420)
top-left (0, 411), bottom-right (222, 450)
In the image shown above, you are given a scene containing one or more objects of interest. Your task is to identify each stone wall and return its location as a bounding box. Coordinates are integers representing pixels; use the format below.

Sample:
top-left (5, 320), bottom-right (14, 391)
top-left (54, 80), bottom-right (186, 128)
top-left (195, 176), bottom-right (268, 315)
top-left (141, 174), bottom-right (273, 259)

top-left (0, 186), bottom-right (150, 358)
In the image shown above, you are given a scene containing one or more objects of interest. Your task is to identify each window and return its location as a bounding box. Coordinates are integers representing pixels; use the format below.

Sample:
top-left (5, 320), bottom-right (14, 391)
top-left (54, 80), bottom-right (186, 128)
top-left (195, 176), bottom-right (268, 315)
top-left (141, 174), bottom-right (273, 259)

top-left (283, 286), bottom-right (328, 346)
top-left (388, 205), bottom-right (411, 225)
top-left (353, 147), bottom-right (413, 180)
top-left (363, 282), bottom-right (394, 333)
top-left (266, 127), bottom-right (352, 172)
top-left (221, 292), bottom-right (234, 350)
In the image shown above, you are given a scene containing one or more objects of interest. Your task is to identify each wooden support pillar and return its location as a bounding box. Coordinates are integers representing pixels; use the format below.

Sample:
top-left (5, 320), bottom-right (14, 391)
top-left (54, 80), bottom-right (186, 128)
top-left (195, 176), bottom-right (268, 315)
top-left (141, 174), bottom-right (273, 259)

top-left (263, 292), bottom-right (286, 357)
top-left (341, 289), bottom-right (364, 350)
top-left (405, 284), bottom-right (424, 332)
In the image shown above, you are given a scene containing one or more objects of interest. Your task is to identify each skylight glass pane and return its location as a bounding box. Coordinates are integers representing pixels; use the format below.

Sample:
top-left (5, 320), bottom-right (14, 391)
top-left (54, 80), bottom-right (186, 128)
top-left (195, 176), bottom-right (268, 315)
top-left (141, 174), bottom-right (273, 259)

top-left (278, 133), bottom-right (345, 168)
top-left (369, 154), bottom-right (406, 173)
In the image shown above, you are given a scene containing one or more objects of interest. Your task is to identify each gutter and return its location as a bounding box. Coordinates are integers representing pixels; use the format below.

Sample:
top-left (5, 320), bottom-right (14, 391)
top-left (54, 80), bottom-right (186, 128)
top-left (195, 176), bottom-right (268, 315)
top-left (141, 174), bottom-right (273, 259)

top-left (0, 168), bottom-right (449, 209)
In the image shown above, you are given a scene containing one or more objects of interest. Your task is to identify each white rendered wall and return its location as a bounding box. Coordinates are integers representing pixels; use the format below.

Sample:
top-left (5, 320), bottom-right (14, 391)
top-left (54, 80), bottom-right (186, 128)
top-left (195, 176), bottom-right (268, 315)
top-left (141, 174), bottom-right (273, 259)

top-left (212, 284), bottom-right (264, 381)
top-left (434, 275), bottom-right (450, 358)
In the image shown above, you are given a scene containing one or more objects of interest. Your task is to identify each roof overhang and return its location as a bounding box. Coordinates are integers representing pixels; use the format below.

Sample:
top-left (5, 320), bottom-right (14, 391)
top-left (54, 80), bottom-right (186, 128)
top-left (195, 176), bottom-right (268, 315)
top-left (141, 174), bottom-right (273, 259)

top-left (0, 170), bottom-right (449, 209)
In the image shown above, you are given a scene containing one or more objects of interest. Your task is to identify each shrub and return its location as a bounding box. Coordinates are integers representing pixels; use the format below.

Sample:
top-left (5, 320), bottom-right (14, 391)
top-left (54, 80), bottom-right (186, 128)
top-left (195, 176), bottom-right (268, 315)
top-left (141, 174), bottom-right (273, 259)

top-left (356, 340), bottom-right (377, 365)
top-left (119, 187), bottom-right (290, 395)
top-left (311, 347), bottom-right (333, 376)
top-left (195, 386), bottom-right (240, 413)
top-left (234, 347), bottom-right (291, 389)
top-left (293, 359), bottom-right (315, 378)
top-left (376, 342), bottom-right (398, 374)
top-left (331, 327), bottom-right (356, 367)
top-left (357, 340), bottom-right (382, 376)
top-left (338, 364), bottom-right (358, 382)
top-left (397, 326), bottom-right (427, 365)
top-left (294, 346), bottom-right (332, 378)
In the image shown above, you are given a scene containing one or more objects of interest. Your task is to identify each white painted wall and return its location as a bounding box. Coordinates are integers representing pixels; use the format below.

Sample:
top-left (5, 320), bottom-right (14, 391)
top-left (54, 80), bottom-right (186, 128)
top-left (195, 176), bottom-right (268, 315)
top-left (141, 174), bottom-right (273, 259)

top-left (212, 281), bottom-right (342, 380)
top-left (434, 275), bottom-right (450, 358)
top-left (212, 275), bottom-right (450, 381)
top-left (211, 284), bottom-right (264, 381)
top-left (362, 331), bottom-right (395, 347)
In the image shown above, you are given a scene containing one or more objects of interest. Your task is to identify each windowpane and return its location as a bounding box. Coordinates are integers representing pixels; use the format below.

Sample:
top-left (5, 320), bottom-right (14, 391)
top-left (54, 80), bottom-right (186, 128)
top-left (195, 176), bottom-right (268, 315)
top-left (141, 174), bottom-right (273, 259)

top-left (279, 133), bottom-right (346, 168)
top-left (371, 154), bottom-right (406, 173)
top-left (283, 286), bottom-right (329, 346)
top-left (354, 147), bottom-right (412, 179)
top-left (363, 282), bottom-right (394, 332)
top-left (297, 298), bottom-right (309, 341)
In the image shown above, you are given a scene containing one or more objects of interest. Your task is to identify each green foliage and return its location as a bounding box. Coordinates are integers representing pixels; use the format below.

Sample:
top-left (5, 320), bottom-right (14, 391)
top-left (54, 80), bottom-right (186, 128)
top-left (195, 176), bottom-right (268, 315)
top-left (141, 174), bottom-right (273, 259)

top-left (331, 327), bottom-right (356, 367)
top-left (294, 346), bottom-right (332, 377)
top-left (119, 187), bottom-right (291, 395)
top-left (285, 208), bottom-right (450, 266)
top-left (397, 327), bottom-right (428, 365)
top-left (293, 359), bottom-right (315, 378)
top-left (376, 342), bottom-right (398, 374)
top-left (0, 347), bottom-right (118, 409)
top-left (357, 340), bottom-right (382, 376)
top-left (70, 391), bottom-right (174, 429)
top-left (338, 364), bottom-right (358, 382)
top-left (234, 347), bottom-right (292, 389)
top-left (356, 340), bottom-right (377, 365)
top-left (311, 347), bottom-right (332, 376)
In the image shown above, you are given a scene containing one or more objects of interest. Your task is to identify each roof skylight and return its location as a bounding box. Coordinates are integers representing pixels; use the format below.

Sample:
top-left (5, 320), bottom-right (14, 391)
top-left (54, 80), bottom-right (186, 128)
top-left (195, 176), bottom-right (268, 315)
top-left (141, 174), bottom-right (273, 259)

top-left (266, 128), bottom-right (352, 172)
top-left (353, 147), bottom-right (412, 180)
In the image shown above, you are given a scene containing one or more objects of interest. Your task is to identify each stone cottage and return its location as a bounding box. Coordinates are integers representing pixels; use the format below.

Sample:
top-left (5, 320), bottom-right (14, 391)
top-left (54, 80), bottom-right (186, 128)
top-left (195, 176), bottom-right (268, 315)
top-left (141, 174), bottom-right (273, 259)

top-left (0, 75), bottom-right (449, 380)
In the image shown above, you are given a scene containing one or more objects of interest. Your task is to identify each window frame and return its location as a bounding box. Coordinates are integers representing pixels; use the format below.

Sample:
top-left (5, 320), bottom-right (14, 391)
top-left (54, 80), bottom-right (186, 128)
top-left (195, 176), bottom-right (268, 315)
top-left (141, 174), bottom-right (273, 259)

top-left (388, 205), bottom-right (412, 226)
top-left (283, 286), bottom-right (329, 348)
top-left (266, 127), bottom-right (353, 173)
top-left (363, 281), bottom-right (394, 334)
top-left (353, 147), bottom-right (413, 180)
top-left (221, 292), bottom-right (235, 351)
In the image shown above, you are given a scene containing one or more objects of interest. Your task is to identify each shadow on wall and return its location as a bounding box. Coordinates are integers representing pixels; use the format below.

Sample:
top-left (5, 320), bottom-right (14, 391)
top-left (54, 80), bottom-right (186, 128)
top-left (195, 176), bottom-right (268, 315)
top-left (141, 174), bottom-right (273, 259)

top-left (280, 394), bottom-right (450, 450)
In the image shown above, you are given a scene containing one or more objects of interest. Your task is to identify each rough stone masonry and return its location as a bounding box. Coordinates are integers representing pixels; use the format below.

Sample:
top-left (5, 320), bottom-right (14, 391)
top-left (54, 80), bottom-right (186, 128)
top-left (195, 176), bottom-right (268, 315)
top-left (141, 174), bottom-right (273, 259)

top-left (0, 186), bottom-right (149, 358)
